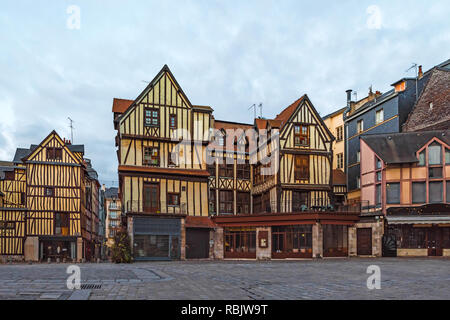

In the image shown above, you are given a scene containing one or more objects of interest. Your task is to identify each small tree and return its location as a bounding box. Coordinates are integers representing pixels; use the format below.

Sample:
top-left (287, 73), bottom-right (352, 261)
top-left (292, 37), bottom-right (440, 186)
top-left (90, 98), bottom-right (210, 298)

top-left (111, 229), bottom-right (132, 263)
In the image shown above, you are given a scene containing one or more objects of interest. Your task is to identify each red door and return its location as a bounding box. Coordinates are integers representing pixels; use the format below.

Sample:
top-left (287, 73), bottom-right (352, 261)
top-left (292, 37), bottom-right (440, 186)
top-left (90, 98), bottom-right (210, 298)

top-left (144, 183), bottom-right (159, 213)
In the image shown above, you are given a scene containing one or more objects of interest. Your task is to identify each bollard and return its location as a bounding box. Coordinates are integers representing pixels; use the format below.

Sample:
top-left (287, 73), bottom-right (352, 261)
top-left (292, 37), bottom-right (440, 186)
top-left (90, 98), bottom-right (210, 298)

top-left (47, 258), bottom-right (51, 264)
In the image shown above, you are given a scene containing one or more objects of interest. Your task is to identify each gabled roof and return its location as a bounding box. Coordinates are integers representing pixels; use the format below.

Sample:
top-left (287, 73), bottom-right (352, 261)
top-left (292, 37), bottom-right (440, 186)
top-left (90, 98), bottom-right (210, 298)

top-left (274, 95), bottom-right (306, 129)
top-left (214, 120), bottom-right (253, 130)
top-left (13, 148), bottom-right (32, 163)
top-left (361, 130), bottom-right (450, 164)
top-left (118, 65), bottom-right (194, 122)
top-left (112, 98), bottom-right (134, 114)
top-left (322, 106), bottom-right (347, 120)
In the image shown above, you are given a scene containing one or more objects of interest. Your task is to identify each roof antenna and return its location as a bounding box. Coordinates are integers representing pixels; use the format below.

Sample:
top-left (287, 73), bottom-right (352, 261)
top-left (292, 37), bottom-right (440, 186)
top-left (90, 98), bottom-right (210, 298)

top-left (258, 103), bottom-right (263, 118)
top-left (248, 104), bottom-right (256, 119)
top-left (68, 117), bottom-right (74, 143)
top-left (406, 63), bottom-right (418, 101)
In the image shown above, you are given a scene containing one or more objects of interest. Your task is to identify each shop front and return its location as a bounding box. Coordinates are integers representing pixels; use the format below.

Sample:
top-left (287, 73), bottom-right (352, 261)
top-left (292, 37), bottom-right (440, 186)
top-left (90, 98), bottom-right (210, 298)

top-left (131, 215), bottom-right (183, 261)
top-left (39, 236), bottom-right (77, 262)
top-left (213, 211), bottom-right (360, 260)
top-left (386, 216), bottom-right (450, 257)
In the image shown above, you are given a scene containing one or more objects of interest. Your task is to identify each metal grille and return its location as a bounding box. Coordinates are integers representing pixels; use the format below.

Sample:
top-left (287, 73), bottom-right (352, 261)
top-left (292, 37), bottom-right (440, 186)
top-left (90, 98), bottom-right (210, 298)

top-left (80, 284), bottom-right (102, 290)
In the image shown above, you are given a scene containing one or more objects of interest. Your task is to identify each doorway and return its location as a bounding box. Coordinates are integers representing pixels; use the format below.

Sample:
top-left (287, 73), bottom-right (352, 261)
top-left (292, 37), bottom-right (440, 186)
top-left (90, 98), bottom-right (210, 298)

top-left (186, 228), bottom-right (210, 259)
top-left (357, 228), bottom-right (372, 256)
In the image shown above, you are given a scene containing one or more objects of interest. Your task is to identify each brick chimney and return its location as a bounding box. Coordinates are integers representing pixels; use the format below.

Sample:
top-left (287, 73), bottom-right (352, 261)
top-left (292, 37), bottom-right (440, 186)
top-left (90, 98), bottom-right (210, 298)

top-left (418, 65), bottom-right (423, 79)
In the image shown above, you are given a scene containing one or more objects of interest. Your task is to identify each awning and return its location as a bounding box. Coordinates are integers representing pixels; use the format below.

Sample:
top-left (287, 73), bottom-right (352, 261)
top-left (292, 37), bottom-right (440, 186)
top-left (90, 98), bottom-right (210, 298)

top-left (386, 215), bottom-right (450, 225)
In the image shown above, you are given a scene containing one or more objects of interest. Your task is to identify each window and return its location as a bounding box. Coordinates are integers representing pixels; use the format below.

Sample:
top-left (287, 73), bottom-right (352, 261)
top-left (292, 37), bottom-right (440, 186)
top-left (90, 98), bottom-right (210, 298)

top-left (356, 176), bottom-right (360, 188)
top-left (4, 171), bottom-right (14, 180)
top-left (47, 147), bottom-right (62, 161)
top-left (376, 158), bottom-right (382, 169)
top-left (375, 184), bottom-right (381, 206)
top-left (447, 181), bottom-right (450, 203)
top-left (85, 186), bottom-right (92, 211)
top-left (412, 182), bottom-right (426, 204)
top-left (295, 155), bottom-right (309, 180)
top-left (144, 108), bottom-right (159, 127)
top-left (45, 187), bottom-right (54, 197)
top-left (429, 181), bottom-right (443, 203)
top-left (167, 193), bottom-right (180, 206)
top-left (219, 190), bottom-right (233, 214)
top-left (20, 192), bottom-right (26, 205)
top-left (357, 120), bottom-right (364, 134)
top-left (169, 114), bottom-right (177, 129)
top-left (219, 164), bottom-right (234, 178)
top-left (336, 126), bottom-right (343, 142)
top-left (446, 149), bottom-right (450, 165)
top-left (207, 164), bottom-right (216, 176)
top-left (429, 167), bottom-right (443, 179)
top-left (386, 183), bottom-right (400, 204)
top-left (356, 151), bottom-right (360, 163)
top-left (168, 153), bottom-right (177, 167)
top-left (143, 147), bottom-right (159, 166)
top-left (294, 125), bottom-right (309, 146)
top-left (418, 151), bottom-right (425, 166)
top-left (54, 213), bottom-right (69, 236)
top-left (337, 153), bottom-right (344, 169)
top-left (376, 171), bottom-right (382, 182)
top-left (292, 191), bottom-right (308, 211)
top-left (428, 142), bottom-right (442, 165)
top-left (375, 109), bottom-right (384, 124)
top-left (236, 192), bottom-right (250, 214)
top-left (236, 164), bottom-right (250, 179)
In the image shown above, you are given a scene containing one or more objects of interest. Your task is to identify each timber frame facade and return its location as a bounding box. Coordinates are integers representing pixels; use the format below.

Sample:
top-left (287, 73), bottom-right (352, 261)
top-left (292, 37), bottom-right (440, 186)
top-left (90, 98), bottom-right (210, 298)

top-left (0, 131), bottom-right (101, 262)
top-left (113, 65), bottom-right (364, 261)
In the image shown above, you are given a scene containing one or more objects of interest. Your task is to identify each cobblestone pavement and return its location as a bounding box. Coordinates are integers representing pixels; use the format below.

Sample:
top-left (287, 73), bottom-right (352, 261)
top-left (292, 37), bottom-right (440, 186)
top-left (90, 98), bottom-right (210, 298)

top-left (0, 258), bottom-right (449, 300)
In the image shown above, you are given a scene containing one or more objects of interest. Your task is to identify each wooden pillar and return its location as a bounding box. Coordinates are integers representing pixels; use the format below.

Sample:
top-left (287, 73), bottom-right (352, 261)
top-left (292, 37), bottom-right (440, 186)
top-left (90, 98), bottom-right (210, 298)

top-left (180, 218), bottom-right (186, 260)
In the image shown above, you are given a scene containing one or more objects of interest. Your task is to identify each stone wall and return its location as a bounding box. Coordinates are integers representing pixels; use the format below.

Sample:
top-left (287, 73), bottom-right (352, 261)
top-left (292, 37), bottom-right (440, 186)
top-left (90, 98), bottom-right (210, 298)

top-left (212, 227), bottom-right (224, 259)
top-left (312, 223), bottom-right (323, 258)
top-left (443, 249), bottom-right (450, 257)
top-left (24, 236), bottom-right (39, 262)
top-left (256, 227), bottom-right (271, 260)
top-left (349, 220), bottom-right (384, 257)
top-left (397, 248), bottom-right (428, 257)
top-left (180, 218), bottom-right (186, 260)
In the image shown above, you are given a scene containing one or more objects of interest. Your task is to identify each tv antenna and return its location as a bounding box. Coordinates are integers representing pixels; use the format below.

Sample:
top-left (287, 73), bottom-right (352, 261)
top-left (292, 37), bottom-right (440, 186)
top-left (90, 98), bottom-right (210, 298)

top-left (406, 63), bottom-right (418, 100)
top-left (248, 103), bottom-right (263, 119)
top-left (68, 117), bottom-right (74, 143)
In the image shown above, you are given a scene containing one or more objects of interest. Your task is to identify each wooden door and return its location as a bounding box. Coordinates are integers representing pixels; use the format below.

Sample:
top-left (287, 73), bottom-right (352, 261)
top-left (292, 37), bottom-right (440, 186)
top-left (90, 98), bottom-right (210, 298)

top-left (143, 183), bottom-right (159, 213)
top-left (186, 228), bottom-right (210, 259)
top-left (427, 227), bottom-right (443, 256)
top-left (357, 228), bottom-right (372, 256)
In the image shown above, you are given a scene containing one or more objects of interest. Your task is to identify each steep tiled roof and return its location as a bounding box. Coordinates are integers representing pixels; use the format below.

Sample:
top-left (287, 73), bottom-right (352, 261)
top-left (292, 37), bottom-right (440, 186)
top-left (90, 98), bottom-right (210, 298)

top-left (403, 68), bottom-right (450, 132)
top-left (112, 98), bottom-right (134, 114)
top-left (105, 187), bottom-right (119, 198)
top-left (274, 95), bottom-right (306, 128)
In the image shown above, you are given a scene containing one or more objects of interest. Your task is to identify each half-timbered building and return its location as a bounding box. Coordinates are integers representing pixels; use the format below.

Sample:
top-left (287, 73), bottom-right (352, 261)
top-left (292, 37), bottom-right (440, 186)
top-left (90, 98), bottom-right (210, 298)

top-left (0, 131), bottom-right (101, 262)
top-left (113, 65), bottom-right (364, 261)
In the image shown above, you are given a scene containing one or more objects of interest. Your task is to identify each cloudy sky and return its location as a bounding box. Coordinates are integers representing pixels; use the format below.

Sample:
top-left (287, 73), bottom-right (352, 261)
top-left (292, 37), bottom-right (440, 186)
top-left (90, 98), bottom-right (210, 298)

top-left (1, 0), bottom-right (449, 185)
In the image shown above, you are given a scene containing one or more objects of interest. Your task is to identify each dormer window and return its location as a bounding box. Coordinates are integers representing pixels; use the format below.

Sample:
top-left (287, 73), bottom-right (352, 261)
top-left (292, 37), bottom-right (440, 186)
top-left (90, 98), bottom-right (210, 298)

top-left (418, 151), bottom-right (425, 166)
top-left (294, 124), bottom-right (309, 147)
top-left (428, 142), bottom-right (441, 165)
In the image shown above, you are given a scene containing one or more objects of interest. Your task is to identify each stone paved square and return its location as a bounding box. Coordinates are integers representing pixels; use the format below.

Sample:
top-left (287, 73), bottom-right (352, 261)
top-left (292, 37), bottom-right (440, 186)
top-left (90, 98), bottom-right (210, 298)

top-left (0, 258), bottom-right (449, 300)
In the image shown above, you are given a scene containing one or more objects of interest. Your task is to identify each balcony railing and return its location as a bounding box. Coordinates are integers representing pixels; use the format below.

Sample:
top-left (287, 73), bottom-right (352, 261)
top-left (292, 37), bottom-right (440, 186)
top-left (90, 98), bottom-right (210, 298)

top-left (126, 200), bottom-right (187, 214)
top-left (213, 199), bottom-right (369, 216)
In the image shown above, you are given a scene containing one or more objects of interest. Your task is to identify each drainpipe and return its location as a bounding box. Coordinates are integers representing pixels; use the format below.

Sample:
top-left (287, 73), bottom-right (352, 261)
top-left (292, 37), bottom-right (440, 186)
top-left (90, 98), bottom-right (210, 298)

top-left (343, 90), bottom-right (353, 200)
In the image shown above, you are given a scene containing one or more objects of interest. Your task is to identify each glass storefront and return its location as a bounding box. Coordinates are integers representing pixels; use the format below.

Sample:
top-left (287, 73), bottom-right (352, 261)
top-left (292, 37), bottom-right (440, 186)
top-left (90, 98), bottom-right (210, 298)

top-left (323, 225), bottom-right (348, 257)
top-left (272, 225), bottom-right (312, 258)
top-left (224, 227), bottom-right (256, 258)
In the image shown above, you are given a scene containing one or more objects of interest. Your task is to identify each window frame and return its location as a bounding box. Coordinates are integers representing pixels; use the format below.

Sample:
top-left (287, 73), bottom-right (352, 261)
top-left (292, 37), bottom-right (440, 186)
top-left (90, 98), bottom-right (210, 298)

top-left (167, 193), bottom-right (180, 207)
top-left (44, 187), bottom-right (55, 197)
top-left (144, 108), bottom-right (159, 127)
top-left (357, 119), bottom-right (364, 134)
top-left (412, 182), bottom-right (426, 204)
top-left (375, 109), bottom-right (384, 124)
top-left (143, 146), bottom-right (160, 166)
top-left (46, 147), bottom-right (63, 161)
top-left (294, 124), bottom-right (309, 147)
top-left (386, 182), bottom-right (400, 204)
top-left (169, 114), bottom-right (177, 129)
top-left (294, 155), bottom-right (309, 181)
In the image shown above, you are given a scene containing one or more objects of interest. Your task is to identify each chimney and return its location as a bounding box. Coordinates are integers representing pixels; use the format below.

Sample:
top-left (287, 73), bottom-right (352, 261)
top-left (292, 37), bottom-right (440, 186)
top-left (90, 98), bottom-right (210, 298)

top-left (346, 89), bottom-right (353, 107)
top-left (418, 65), bottom-right (423, 79)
